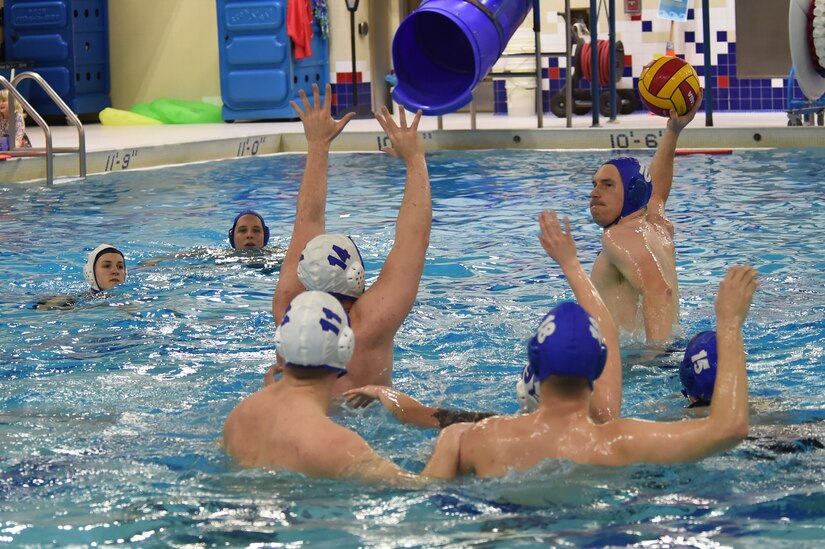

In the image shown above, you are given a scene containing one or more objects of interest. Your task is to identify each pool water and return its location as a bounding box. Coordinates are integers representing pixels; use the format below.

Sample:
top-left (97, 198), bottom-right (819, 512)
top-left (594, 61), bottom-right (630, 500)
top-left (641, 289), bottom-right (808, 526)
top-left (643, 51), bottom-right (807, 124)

top-left (1, 149), bottom-right (824, 546)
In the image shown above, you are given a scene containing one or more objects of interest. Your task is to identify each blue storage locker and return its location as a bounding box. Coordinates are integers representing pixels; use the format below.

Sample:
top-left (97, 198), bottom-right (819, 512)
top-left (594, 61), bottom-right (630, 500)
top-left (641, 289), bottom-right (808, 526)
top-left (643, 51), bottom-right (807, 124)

top-left (2, 0), bottom-right (111, 117)
top-left (217, 0), bottom-right (329, 121)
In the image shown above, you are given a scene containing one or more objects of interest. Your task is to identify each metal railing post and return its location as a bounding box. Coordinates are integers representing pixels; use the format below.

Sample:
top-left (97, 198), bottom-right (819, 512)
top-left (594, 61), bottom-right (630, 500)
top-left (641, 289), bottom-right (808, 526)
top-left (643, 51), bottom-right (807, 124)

top-left (4, 71), bottom-right (87, 183)
top-left (589, 0), bottom-right (600, 127)
top-left (533, 0), bottom-right (544, 128)
top-left (0, 75), bottom-right (55, 183)
top-left (701, 0), bottom-right (714, 126)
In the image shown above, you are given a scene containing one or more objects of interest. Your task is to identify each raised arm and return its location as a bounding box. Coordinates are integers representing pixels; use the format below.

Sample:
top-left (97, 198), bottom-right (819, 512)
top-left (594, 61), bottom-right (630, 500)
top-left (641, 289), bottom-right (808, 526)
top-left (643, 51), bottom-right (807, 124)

top-left (356, 106), bottom-right (431, 335)
top-left (272, 83), bottom-right (355, 323)
top-left (538, 210), bottom-right (621, 421)
top-left (607, 266), bottom-right (757, 464)
top-left (648, 89), bottom-right (703, 208)
top-left (705, 266), bottom-right (757, 446)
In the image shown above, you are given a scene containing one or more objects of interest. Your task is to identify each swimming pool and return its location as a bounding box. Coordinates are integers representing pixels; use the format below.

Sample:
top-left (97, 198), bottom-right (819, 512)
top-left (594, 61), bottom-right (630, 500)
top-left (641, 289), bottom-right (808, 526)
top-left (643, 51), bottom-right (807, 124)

top-left (1, 148), bottom-right (824, 546)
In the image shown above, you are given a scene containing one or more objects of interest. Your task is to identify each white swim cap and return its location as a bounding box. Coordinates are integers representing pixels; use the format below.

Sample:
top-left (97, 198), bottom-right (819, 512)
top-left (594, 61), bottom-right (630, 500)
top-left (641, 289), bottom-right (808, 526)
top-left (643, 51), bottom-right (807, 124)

top-left (297, 234), bottom-right (365, 299)
top-left (274, 291), bottom-right (355, 374)
top-left (83, 244), bottom-right (126, 292)
top-left (516, 363), bottom-right (540, 413)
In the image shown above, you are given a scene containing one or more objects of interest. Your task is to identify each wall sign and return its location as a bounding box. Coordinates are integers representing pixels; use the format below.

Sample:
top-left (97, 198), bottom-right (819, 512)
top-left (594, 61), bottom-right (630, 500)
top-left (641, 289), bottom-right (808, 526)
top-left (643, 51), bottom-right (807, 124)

top-left (658, 0), bottom-right (690, 22)
top-left (625, 0), bottom-right (642, 16)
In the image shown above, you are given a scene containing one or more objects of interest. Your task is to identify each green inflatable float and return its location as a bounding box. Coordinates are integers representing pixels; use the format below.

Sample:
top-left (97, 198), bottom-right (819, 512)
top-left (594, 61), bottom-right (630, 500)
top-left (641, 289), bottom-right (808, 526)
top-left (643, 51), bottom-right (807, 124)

top-left (100, 99), bottom-right (223, 126)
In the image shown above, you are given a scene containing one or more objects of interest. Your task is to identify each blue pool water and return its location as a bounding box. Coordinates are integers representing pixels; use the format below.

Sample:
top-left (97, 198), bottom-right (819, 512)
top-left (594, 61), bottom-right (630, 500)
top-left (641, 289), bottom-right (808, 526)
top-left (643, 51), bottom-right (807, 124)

top-left (1, 148), bottom-right (824, 546)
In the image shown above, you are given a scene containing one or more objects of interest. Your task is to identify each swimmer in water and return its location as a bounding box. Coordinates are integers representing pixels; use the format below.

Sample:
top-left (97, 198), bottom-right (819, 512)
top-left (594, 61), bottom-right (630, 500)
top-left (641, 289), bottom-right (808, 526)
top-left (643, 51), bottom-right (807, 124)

top-left (225, 290), bottom-right (492, 483)
top-left (34, 244), bottom-right (127, 310)
top-left (354, 264), bottom-right (817, 462)
top-left (85, 244), bottom-right (127, 292)
top-left (139, 209), bottom-right (282, 267)
top-left (680, 330), bottom-right (718, 408)
top-left (223, 290), bottom-right (427, 485)
top-left (420, 212), bottom-right (758, 478)
top-left (588, 91), bottom-right (703, 344)
top-left (346, 210), bottom-right (624, 428)
top-left (679, 330), bottom-right (824, 455)
top-left (228, 209), bottom-right (270, 249)
top-left (267, 83), bottom-right (431, 397)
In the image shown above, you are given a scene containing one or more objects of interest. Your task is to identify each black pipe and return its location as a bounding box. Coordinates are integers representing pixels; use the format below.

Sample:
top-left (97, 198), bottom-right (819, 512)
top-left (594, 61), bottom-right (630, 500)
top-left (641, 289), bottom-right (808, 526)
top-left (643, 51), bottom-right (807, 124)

top-left (702, 0), bottom-right (713, 126)
top-left (590, 0), bottom-right (599, 126)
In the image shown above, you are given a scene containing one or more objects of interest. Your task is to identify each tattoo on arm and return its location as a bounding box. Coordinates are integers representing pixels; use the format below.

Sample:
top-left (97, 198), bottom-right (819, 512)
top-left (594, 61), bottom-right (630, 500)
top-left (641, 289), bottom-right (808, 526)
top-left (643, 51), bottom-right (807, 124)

top-left (432, 409), bottom-right (496, 428)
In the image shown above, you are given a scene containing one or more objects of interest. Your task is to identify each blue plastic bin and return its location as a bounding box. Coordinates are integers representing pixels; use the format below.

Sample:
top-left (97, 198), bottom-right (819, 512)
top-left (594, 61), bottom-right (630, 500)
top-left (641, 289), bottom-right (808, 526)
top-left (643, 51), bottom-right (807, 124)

top-left (2, 0), bottom-right (111, 117)
top-left (217, 0), bottom-right (330, 121)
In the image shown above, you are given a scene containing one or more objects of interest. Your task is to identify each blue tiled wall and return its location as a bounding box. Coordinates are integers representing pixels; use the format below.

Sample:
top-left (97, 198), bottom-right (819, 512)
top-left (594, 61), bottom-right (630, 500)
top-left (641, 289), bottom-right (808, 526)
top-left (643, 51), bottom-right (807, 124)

top-left (331, 81), bottom-right (371, 118)
top-left (504, 6), bottom-right (810, 115)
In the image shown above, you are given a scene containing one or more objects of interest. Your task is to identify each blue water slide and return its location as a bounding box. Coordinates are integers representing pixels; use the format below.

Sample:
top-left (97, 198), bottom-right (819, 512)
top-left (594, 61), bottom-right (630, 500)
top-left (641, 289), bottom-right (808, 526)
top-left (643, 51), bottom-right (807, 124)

top-left (391, 0), bottom-right (533, 115)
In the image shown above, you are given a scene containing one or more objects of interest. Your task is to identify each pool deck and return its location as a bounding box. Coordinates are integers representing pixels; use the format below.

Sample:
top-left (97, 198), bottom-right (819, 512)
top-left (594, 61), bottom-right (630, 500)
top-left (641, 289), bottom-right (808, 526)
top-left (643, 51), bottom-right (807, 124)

top-left (2, 110), bottom-right (823, 184)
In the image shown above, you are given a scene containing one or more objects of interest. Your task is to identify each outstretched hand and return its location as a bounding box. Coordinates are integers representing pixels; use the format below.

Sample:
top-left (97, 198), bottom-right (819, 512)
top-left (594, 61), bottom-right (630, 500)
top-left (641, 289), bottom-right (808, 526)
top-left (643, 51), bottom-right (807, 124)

top-left (374, 106), bottom-right (424, 163)
top-left (667, 87), bottom-right (704, 134)
top-left (291, 83), bottom-right (355, 146)
top-left (715, 265), bottom-right (758, 324)
top-left (538, 209), bottom-right (578, 267)
top-left (343, 385), bottom-right (388, 408)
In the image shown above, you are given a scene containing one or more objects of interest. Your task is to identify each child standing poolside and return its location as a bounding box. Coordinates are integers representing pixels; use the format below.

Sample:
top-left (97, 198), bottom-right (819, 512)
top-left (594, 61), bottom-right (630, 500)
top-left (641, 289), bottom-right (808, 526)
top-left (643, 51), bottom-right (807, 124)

top-left (0, 89), bottom-right (32, 150)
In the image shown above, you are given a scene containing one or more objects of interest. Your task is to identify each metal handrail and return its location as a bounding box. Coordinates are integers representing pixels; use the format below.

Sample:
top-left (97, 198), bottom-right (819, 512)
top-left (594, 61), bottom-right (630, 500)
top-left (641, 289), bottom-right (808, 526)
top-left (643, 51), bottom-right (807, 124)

top-left (1, 71), bottom-right (86, 184)
top-left (13, 71), bottom-right (87, 180)
top-left (0, 75), bottom-right (54, 182)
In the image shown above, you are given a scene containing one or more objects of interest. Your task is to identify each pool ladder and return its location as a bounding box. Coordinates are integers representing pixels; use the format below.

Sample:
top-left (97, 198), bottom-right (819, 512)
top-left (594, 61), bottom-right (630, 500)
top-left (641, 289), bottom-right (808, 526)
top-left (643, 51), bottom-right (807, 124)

top-left (0, 71), bottom-right (86, 185)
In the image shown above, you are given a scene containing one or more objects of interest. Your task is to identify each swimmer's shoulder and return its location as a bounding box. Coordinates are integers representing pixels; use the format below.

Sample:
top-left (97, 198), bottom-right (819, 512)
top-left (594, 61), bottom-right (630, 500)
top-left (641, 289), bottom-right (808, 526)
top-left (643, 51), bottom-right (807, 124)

top-left (33, 294), bottom-right (81, 311)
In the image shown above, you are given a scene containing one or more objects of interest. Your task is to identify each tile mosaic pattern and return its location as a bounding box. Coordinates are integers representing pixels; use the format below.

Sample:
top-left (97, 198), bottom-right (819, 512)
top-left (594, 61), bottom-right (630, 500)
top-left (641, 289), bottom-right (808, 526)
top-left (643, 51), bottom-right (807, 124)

top-left (330, 60), bottom-right (372, 117)
top-left (331, 72), bottom-right (371, 117)
top-left (497, 5), bottom-right (809, 116)
top-left (494, 79), bottom-right (508, 114)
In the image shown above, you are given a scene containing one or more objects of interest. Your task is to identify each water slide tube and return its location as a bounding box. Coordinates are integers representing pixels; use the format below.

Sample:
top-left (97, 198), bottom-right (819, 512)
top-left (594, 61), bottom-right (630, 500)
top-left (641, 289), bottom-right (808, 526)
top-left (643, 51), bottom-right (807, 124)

top-left (391, 0), bottom-right (533, 115)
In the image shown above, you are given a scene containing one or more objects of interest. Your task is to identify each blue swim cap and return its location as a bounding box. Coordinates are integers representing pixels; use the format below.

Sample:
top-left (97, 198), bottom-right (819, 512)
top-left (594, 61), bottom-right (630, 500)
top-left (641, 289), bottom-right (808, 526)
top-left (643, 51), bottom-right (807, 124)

top-left (603, 157), bottom-right (652, 226)
top-left (228, 210), bottom-right (270, 247)
top-left (679, 330), bottom-right (718, 404)
top-left (527, 302), bottom-right (608, 389)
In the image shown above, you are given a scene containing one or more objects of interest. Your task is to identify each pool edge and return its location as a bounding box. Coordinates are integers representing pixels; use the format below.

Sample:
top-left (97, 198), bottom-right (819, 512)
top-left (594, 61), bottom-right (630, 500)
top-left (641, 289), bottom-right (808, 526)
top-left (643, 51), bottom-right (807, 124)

top-left (2, 126), bottom-right (823, 184)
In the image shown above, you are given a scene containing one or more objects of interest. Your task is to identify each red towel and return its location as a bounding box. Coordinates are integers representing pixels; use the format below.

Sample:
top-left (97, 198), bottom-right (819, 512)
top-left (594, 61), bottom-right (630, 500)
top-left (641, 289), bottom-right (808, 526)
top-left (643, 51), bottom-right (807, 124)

top-left (287, 0), bottom-right (314, 60)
